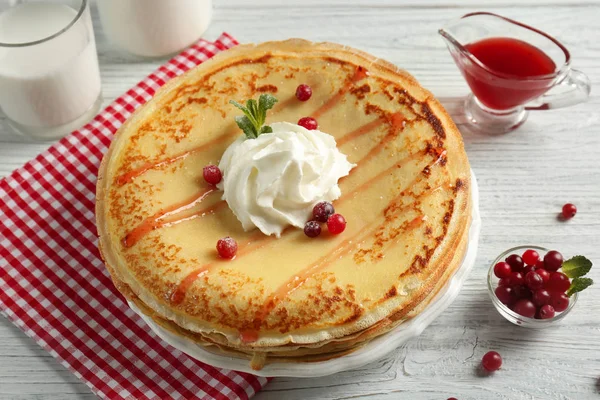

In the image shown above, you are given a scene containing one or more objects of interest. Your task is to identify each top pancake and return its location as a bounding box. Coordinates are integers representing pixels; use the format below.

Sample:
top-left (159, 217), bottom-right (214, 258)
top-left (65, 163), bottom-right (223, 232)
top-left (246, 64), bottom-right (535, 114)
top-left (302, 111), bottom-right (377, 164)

top-left (96, 39), bottom-right (471, 348)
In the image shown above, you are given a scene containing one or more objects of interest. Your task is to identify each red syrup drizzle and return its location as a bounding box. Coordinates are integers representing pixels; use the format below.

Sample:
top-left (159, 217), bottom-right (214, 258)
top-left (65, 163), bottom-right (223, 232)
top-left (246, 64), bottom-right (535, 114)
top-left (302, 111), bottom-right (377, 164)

top-left (121, 188), bottom-right (221, 248)
top-left (247, 151), bottom-right (447, 335)
top-left (170, 117), bottom-right (414, 312)
top-left (115, 128), bottom-right (235, 186)
top-left (171, 136), bottom-right (429, 342)
top-left (169, 231), bottom-right (274, 306)
top-left (311, 66), bottom-right (369, 119)
top-left (120, 112), bottom-right (394, 249)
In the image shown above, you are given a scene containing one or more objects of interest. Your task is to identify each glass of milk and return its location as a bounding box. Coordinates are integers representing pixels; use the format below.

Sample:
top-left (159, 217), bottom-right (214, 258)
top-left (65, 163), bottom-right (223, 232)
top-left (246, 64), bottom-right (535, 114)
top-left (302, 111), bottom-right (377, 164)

top-left (0, 0), bottom-right (102, 140)
top-left (97, 0), bottom-right (212, 58)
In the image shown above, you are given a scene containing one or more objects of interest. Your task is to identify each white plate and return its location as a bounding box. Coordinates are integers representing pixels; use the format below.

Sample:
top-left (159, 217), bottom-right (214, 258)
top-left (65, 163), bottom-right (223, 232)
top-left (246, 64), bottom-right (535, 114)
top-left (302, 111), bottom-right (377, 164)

top-left (129, 170), bottom-right (481, 377)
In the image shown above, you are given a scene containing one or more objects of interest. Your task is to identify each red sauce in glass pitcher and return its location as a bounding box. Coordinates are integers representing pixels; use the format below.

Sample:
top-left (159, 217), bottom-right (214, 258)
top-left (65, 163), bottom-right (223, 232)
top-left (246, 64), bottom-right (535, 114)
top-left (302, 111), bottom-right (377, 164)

top-left (463, 37), bottom-right (557, 110)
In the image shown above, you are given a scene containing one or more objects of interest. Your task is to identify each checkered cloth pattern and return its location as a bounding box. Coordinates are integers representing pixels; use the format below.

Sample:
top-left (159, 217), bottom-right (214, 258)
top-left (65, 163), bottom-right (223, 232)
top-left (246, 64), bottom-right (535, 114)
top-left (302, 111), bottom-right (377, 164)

top-left (0, 33), bottom-right (270, 400)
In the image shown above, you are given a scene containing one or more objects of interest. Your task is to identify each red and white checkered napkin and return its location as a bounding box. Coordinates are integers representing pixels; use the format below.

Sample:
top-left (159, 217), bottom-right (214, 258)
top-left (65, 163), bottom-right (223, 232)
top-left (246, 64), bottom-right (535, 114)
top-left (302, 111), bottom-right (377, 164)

top-left (0, 33), bottom-right (270, 400)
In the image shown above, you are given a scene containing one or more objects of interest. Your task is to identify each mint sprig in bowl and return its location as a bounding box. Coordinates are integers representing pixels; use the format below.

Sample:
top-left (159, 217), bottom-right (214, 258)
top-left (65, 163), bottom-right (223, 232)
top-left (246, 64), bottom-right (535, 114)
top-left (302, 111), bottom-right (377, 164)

top-left (487, 246), bottom-right (593, 328)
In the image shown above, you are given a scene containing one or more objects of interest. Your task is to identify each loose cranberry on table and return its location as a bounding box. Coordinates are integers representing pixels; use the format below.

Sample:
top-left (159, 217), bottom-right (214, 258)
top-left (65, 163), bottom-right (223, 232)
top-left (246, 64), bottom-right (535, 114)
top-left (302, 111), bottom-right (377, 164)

top-left (216, 236), bottom-right (237, 259)
top-left (481, 351), bottom-right (502, 372)
top-left (203, 164), bottom-right (222, 185)
top-left (561, 203), bottom-right (577, 219)
top-left (295, 84), bottom-right (312, 101)
top-left (298, 116), bottom-right (318, 130)
top-left (327, 213), bottom-right (346, 234)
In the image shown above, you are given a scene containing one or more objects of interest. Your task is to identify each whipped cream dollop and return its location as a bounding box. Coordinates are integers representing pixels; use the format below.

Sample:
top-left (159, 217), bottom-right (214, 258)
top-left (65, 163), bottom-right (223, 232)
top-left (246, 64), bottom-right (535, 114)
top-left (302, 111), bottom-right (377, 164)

top-left (218, 122), bottom-right (355, 237)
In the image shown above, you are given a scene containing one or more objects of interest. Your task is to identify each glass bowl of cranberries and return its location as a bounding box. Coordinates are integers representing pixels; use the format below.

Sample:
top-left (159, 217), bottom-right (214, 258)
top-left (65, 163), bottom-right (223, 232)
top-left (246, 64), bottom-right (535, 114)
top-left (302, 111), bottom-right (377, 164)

top-left (487, 246), bottom-right (578, 328)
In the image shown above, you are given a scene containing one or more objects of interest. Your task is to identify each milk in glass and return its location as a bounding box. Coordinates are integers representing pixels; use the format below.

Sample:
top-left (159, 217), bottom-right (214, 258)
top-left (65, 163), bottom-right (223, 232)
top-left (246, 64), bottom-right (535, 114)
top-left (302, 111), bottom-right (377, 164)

top-left (0, 1), bottom-right (101, 139)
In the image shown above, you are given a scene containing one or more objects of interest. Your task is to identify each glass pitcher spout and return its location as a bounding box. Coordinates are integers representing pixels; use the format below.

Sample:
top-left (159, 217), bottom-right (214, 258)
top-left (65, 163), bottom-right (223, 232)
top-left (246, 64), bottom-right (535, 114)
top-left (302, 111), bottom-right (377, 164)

top-left (438, 23), bottom-right (465, 57)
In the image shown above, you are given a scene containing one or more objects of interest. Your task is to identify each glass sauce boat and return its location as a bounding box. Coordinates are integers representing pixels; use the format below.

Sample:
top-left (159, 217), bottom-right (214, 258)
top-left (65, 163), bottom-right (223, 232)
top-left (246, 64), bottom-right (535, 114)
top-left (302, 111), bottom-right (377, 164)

top-left (439, 12), bottom-right (591, 134)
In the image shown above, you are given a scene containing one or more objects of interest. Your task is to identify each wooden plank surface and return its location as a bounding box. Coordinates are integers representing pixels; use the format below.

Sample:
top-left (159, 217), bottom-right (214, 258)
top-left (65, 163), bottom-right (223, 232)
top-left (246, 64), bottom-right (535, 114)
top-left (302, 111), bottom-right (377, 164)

top-left (1, 1), bottom-right (599, 399)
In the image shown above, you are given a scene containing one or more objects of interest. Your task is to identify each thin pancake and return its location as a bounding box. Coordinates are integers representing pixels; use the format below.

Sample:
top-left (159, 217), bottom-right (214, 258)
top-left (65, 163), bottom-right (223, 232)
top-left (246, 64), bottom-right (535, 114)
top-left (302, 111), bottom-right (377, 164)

top-left (96, 39), bottom-right (471, 364)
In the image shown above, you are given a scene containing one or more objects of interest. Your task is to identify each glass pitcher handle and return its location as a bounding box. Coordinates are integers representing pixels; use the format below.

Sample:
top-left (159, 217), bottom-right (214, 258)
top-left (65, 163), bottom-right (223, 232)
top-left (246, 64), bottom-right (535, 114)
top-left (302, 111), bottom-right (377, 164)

top-left (525, 69), bottom-right (591, 111)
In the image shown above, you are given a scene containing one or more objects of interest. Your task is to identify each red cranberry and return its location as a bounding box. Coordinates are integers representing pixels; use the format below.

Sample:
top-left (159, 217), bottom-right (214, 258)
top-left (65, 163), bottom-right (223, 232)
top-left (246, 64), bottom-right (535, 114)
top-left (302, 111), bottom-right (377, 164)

top-left (447, 398), bottom-right (458, 400)
top-left (313, 201), bottom-right (335, 223)
top-left (295, 84), bottom-right (312, 101)
top-left (493, 261), bottom-right (512, 279)
top-left (535, 259), bottom-right (545, 269)
top-left (298, 116), bottom-right (318, 130)
top-left (535, 268), bottom-right (550, 283)
top-left (513, 299), bottom-right (536, 318)
top-left (550, 292), bottom-right (569, 312)
top-left (543, 250), bottom-right (563, 272)
top-left (505, 254), bottom-right (524, 271)
top-left (203, 164), bottom-right (222, 185)
top-left (512, 285), bottom-right (531, 300)
top-left (561, 203), bottom-right (577, 219)
top-left (507, 271), bottom-right (524, 287)
top-left (498, 278), bottom-right (510, 287)
top-left (216, 237), bottom-right (237, 259)
top-left (538, 304), bottom-right (556, 319)
top-left (546, 272), bottom-right (571, 293)
top-left (481, 351), bottom-right (502, 372)
top-left (522, 249), bottom-right (540, 266)
top-left (327, 213), bottom-right (346, 234)
top-left (522, 265), bottom-right (536, 276)
top-left (525, 271), bottom-right (544, 290)
top-left (532, 289), bottom-right (551, 307)
top-left (304, 221), bottom-right (322, 238)
top-left (495, 286), bottom-right (514, 305)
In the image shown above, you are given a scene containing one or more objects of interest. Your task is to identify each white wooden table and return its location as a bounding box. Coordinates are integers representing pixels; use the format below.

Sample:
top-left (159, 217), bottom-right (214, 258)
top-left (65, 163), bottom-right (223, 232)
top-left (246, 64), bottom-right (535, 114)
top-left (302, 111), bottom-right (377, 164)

top-left (2, 1), bottom-right (599, 399)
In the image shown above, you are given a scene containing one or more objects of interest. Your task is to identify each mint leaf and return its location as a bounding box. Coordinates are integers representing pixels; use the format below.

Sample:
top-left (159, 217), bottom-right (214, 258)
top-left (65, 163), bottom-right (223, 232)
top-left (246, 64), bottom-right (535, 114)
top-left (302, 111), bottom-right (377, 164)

top-left (229, 100), bottom-right (248, 114)
top-left (230, 95), bottom-right (278, 139)
top-left (246, 99), bottom-right (259, 123)
top-left (258, 94), bottom-right (278, 123)
top-left (234, 115), bottom-right (257, 139)
top-left (562, 255), bottom-right (592, 278)
top-left (567, 277), bottom-right (593, 297)
top-left (230, 100), bottom-right (258, 127)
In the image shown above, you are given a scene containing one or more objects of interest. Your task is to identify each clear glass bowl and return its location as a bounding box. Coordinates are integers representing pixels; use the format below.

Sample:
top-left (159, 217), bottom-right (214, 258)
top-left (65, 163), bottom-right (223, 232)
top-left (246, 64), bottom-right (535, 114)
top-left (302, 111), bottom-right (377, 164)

top-left (487, 245), bottom-right (578, 328)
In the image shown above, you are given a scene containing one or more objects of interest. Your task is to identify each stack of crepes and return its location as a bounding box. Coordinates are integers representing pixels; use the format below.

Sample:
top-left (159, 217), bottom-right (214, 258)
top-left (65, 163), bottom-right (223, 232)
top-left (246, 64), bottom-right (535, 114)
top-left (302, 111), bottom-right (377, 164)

top-left (95, 39), bottom-right (472, 370)
top-left (0, 33), bottom-right (270, 399)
